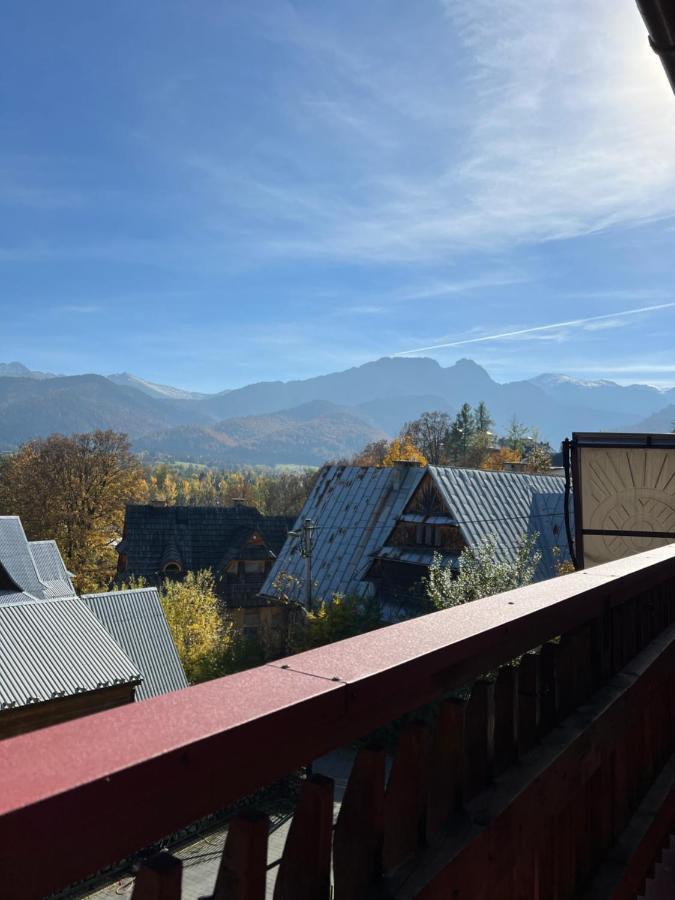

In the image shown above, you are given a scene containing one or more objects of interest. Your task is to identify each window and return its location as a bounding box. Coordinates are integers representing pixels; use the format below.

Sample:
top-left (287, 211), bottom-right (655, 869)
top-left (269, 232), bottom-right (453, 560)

top-left (243, 560), bottom-right (265, 574)
top-left (163, 561), bottom-right (182, 576)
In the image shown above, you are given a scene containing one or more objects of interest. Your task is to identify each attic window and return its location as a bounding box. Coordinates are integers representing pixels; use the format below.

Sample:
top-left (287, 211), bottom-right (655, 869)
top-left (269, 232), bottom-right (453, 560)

top-left (163, 561), bottom-right (182, 576)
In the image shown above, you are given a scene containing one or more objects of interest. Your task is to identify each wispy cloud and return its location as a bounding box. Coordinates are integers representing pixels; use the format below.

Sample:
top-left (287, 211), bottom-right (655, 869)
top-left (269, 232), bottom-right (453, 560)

top-left (190, 2), bottom-right (675, 264)
top-left (393, 303), bottom-right (675, 355)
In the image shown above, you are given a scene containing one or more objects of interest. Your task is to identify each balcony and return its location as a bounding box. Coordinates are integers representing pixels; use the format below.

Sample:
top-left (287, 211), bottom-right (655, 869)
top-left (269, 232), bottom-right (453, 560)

top-left (2, 545), bottom-right (675, 898)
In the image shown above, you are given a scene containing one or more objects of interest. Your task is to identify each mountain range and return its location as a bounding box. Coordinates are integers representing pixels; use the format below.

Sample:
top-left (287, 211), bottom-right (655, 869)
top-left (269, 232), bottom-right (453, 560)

top-left (1, 358), bottom-right (673, 466)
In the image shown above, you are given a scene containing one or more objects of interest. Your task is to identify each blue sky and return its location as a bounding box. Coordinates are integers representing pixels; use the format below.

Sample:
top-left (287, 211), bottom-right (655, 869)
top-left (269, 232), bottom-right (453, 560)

top-left (2, 1), bottom-right (675, 391)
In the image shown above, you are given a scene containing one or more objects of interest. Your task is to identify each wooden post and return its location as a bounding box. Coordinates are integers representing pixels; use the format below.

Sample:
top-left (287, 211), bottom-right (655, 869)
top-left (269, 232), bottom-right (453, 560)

top-left (212, 810), bottom-right (269, 900)
top-left (426, 698), bottom-right (465, 838)
top-left (518, 651), bottom-right (540, 754)
top-left (274, 775), bottom-right (334, 900)
top-left (383, 721), bottom-right (431, 873)
top-left (464, 680), bottom-right (495, 799)
top-left (493, 666), bottom-right (518, 775)
top-left (132, 852), bottom-right (182, 900)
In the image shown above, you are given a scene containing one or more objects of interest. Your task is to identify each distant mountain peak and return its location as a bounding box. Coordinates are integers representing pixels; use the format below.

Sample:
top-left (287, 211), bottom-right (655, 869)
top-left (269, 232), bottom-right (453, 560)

top-left (0, 361), bottom-right (55, 380)
top-left (107, 372), bottom-right (207, 401)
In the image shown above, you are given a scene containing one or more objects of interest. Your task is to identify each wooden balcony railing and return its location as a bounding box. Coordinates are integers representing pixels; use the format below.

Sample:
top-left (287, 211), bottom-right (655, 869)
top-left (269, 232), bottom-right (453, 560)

top-left (2, 545), bottom-right (675, 899)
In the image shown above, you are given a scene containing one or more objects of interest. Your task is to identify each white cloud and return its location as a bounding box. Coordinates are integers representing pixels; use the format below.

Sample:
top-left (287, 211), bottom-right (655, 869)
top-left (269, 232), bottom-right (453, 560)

top-left (196, 2), bottom-right (675, 264)
top-left (393, 302), bottom-right (675, 355)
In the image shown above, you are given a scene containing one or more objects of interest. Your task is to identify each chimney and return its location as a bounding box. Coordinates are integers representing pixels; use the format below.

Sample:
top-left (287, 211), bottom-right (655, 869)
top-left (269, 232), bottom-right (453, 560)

top-left (391, 459), bottom-right (422, 490)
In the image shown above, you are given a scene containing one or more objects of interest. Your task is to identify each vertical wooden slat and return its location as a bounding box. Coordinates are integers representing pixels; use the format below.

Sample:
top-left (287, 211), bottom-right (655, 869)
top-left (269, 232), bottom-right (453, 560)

top-left (274, 774), bottom-right (333, 900)
top-left (556, 634), bottom-right (576, 719)
top-left (464, 680), bottom-right (494, 799)
top-left (212, 810), bottom-right (269, 900)
top-left (539, 642), bottom-right (559, 735)
top-left (426, 697), bottom-right (465, 838)
top-left (132, 852), bottom-right (182, 900)
top-left (518, 651), bottom-right (540, 754)
top-left (493, 665), bottom-right (518, 775)
top-left (333, 746), bottom-right (385, 900)
top-left (383, 721), bottom-right (431, 873)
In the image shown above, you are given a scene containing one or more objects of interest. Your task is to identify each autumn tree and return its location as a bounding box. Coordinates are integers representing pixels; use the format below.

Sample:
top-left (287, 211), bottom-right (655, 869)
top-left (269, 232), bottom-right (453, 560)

top-left (381, 436), bottom-right (427, 467)
top-left (0, 430), bottom-right (147, 591)
top-left (160, 569), bottom-right (234, 682)
top-left (350, 439), bottom-right (390, 466)
top-left (401, 411), bottom-right (452, 465)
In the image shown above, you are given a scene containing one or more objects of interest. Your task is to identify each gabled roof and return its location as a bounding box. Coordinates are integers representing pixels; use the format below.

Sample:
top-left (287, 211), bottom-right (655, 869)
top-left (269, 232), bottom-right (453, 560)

top-left (81, 587), bottom-right (188, 700)
top-left (260, 464), bottom-right (425, 603)
top-left (0, 517), bottom-right (51, 599)
top-left (427, 467), bottom-right (569, 580)
top-left (0, 594), bottom-right (141, 708)
top-left (260, 464), bottom-right (570, 605)
top-left (28, 540), bottom-right (76, 598)
top-left (117, 505), bottom-right (295, 583)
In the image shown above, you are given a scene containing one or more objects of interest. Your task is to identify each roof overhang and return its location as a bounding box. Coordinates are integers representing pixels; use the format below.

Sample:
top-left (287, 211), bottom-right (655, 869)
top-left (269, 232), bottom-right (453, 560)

top-left (636, 0), bottom-right (675, 94)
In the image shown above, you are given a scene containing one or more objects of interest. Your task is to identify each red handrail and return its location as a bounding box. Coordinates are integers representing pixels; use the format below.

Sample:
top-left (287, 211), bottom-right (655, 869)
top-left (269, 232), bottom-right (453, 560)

top-left (1, 545), bottom-right (675, 898)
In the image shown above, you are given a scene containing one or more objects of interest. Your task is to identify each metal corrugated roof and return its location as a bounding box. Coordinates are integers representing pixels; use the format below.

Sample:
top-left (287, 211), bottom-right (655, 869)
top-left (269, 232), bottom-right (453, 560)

top-left (28, 540), bottom-right (76, 598)
top-left (428, 467), bottom-right (569, 580)
top-left (260, 464), bottom-right (425, 603)
top-left (81, 588), bottom-right (188, 700)
top-left (0, 595), bottom-right (141, 708)
top-left (0, 517), bottom-right (51, 599)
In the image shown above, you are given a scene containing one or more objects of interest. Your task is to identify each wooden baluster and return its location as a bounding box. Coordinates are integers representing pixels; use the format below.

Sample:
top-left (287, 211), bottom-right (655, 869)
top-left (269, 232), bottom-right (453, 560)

top-left (539, 642), bottom-right (559, 735)
top-left (518, 651), bottom-right (540, 754)
top-left (333, 746), bottom-right (385, 900)
top-left (132, 852), bottom-right (182, 900)
top-left (382, 721), bottom-right (431, 873)
top-left (574, 626), bottom-right (593, 705)
top-left (493, 665), bottom-right (518, 775)
top-left (426, 697), bottom-right (465, 838)
top-left (273, 774), bottom-right (333, 900)
top-left (556, 633), bottom-right (576, 719)
top-left (464, 680), bottom-right (494, 799)
top-left (212, 810), bottom-right (269, 900)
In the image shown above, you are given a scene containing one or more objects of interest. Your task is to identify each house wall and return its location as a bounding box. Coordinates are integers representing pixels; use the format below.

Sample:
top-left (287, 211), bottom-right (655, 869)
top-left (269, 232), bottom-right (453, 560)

top-left (228, 603), bottom-right (288, 637)
top-left (0, 683), bottom-right (136, 741)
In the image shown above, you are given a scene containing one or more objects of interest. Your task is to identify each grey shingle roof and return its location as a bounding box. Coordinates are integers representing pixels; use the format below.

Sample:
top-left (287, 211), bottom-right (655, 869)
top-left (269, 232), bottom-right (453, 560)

top-left (260, 464), bottom-right (425, 603)
top-left (428, 467), bottom-right (569, 580)
top-left (81, 587), bottom-right (188, 700)
top-left (0, 594), bottom-right (141, 708)
top-left (117, 505), bottom-right (294, 583)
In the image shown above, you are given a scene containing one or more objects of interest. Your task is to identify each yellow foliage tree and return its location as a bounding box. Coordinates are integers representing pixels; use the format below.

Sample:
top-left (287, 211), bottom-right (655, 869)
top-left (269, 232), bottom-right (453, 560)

top-left (160, 569), bottom-right (234, 683)
top-left (480, 447), bottom-right (521, 471)
top-left (382, 437), bottom-right (428, 467)
top-left (0, 430), bottom-right (147, 591)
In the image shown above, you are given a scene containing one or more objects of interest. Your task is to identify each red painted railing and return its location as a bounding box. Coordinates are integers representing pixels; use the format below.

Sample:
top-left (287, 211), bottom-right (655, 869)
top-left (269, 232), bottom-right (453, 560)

top-left (2, 545), bottom-right (675, 898)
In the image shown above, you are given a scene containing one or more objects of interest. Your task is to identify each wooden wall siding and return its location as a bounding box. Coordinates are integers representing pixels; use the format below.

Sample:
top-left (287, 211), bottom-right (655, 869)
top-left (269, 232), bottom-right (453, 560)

top-left (0, 683), bottom-right (135, 740)
top-left (4, 548), bottom-right (675, 899)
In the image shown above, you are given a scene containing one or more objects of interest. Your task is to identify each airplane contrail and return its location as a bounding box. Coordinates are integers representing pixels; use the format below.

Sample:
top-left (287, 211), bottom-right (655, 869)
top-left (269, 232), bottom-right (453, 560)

top-left (393, 302), bottom-right (675, 356)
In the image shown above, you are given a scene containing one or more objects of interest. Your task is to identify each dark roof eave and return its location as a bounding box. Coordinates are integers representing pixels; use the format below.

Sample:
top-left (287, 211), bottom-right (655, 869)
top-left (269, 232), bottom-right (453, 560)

top-left (636, 0), bottom-right (675, 94)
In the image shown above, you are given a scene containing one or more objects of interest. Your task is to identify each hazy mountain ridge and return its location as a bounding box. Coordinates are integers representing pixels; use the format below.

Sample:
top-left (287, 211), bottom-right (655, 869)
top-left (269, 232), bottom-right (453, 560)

top-left (1, 358), bottom-right (674, 464)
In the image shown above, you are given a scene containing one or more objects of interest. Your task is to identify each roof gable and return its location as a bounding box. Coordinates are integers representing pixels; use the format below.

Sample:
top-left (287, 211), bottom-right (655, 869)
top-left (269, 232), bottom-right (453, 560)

top-left (427, 467), bottom-right (570, 580)
top-left (260, 464), bottom-right (425, 603)
top-left (82, 587), bottom-right (188, 700)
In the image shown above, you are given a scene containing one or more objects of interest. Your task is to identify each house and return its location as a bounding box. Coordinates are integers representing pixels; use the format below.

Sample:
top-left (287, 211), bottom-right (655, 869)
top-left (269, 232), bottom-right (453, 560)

top-left (259, 462), bottom-right (571, 611)
top-left (115, 503), bottom-right (295, 633)
top-left (0, 516), bottom-right (188, 739)
top-left (0, 517), bottom-right (141, 739)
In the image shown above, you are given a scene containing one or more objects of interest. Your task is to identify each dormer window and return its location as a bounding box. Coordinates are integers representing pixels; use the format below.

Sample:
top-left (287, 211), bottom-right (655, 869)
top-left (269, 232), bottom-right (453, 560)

top-left (162, 561), bottom-right (182, 576)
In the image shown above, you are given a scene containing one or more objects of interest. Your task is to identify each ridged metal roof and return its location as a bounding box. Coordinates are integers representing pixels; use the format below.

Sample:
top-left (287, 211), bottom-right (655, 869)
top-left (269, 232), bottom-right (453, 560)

top-left (82, 588), bottom-right (188, 700)
top-left (260, 464), bottom-right (425, 603)
top-left (28, 540), bottom-right (76, 598)
top-left (428, 467), bottom-right (569, 580)
top-left (0, 517), bottom-right (49, 599)
top-left (0, 595), bottom-right (141, 708)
